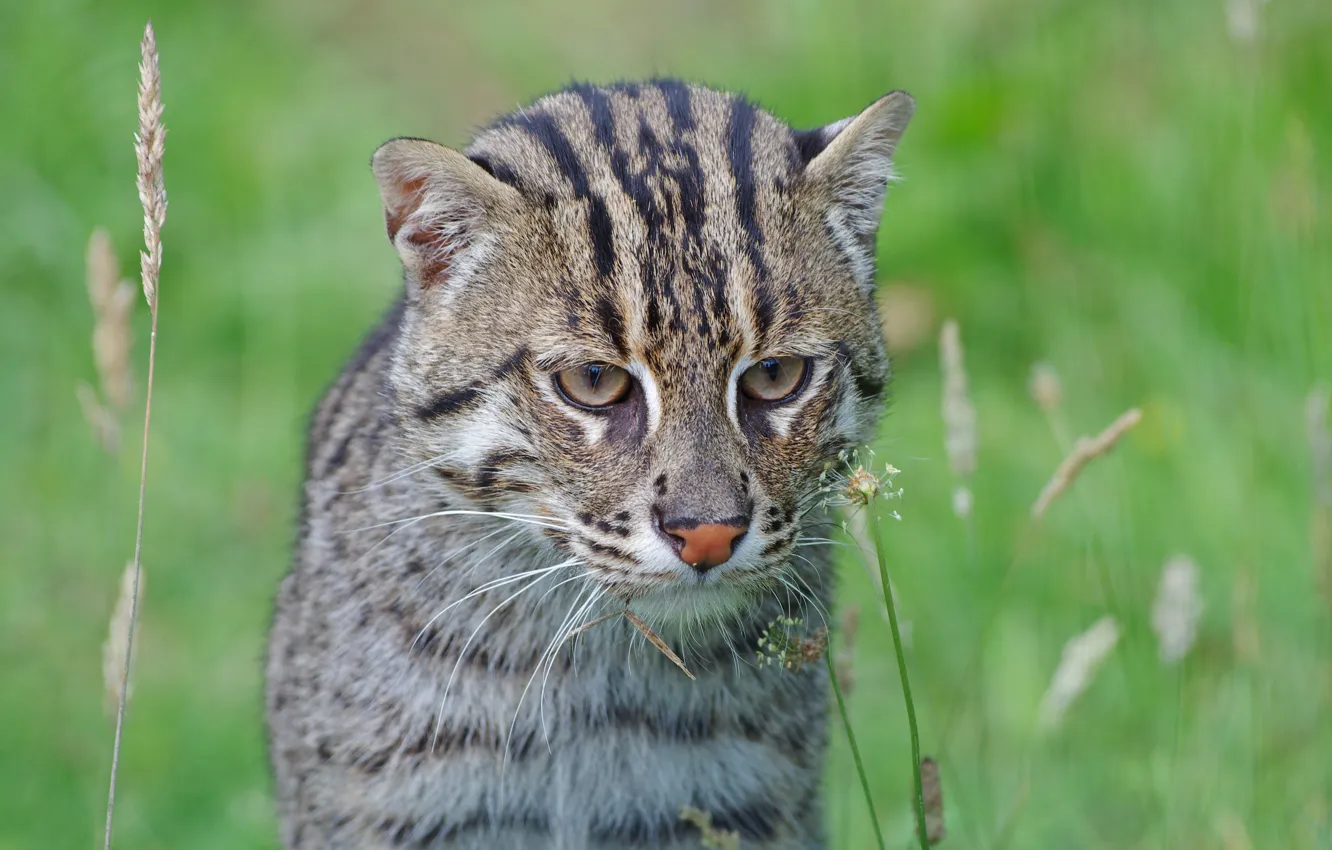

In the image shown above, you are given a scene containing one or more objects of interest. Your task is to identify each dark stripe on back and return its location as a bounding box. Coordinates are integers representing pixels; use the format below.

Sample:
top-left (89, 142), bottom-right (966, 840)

top-left (499, 110), bottom-right (617, 278)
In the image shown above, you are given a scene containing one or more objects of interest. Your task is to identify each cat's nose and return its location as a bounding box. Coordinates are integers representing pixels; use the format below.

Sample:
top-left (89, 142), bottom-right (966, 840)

top-left (657, 516), bottom-right (749, 571)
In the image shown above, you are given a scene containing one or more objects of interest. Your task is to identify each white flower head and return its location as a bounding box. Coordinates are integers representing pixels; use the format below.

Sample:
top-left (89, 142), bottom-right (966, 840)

top-left (817, 448), bottom-right (904, 516)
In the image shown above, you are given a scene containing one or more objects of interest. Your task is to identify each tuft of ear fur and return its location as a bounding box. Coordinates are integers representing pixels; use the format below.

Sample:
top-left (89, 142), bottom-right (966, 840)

top-left (371, 137), bottom-right (524, 293)
top-left (801, 91), bottom-right (915, 285)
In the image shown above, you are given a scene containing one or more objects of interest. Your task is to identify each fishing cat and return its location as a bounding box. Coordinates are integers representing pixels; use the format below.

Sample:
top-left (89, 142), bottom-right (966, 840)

top-left (266, 79), bottom-right (913, 849)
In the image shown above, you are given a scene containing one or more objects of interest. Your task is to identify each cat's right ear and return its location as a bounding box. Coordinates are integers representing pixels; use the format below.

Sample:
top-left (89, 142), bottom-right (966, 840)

top-left (371, 137), bottom-right (523, 293)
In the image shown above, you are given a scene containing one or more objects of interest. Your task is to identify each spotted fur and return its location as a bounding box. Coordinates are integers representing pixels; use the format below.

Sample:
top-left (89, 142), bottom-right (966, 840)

top-left (267, 80), bottom-right (913, 849)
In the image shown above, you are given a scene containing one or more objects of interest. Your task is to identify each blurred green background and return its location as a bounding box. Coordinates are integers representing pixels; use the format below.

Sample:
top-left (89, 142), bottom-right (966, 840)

top-left (2, 0), bottom-right (1329, 847)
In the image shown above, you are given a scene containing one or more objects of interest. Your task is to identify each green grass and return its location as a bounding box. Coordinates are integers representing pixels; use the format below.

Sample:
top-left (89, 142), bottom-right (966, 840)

top-left (2, 0), bottom-right (1329, 846)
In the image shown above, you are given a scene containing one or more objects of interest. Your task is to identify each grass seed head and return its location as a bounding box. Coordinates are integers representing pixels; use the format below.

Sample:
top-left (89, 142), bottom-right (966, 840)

top-left (1031, 407), bottom-right (1142, 520)
top-left (1151, 555), bottom-right (1203, 664)
top-left (135, 21), bottom-right (167, 311)
top-left (102, 562), bottom-right (144, 714)
top-left (939, 319), bottom-right (977, 478)
top-left (1038, 615), bottom-right (1120, 730)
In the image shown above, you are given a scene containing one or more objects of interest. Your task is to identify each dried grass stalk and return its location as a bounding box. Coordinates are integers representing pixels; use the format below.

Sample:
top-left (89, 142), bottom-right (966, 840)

top-left (623, 610), bottom-right (695, 680)
top-left (563, 610), bottom-right (620, 645)
top-left (919, 756), bottom-right (945, 845)
top-left (102, 562), bottom-right (144, 713)
top-left (105, 22), bottom-right (166, 850)
top-left (1038, 615), bottom-right (1119, 730)
top-left (1031, 408), bottom-right (1142, 520)
top-left (1151, 555), bottom-right (1203, 664)
top-left (939, 319), bottom-right (977, 479)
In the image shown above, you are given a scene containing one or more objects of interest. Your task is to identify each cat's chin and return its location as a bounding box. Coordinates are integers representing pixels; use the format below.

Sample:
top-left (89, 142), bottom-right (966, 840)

top-left (620, 580), bottom-right (760, 628)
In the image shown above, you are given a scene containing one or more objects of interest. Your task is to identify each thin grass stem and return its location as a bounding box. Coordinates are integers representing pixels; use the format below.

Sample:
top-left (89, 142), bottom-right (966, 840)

top-left (104, 22), bottom-right (164, 849)
top-left (873, 513), bottom-right (929, 850)
top-left (103, 286), bottom-right (154, 850)
top-left (825, 643), bottom-right (885, 850)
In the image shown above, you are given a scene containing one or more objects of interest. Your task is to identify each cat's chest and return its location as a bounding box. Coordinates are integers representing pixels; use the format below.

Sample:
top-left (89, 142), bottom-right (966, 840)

top-left (372, 646), bottom-right (823, 849)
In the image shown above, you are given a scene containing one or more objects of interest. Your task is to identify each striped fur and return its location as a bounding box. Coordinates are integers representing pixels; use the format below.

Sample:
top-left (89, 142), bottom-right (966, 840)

top-left (267, 80), bottom-right (913, 848)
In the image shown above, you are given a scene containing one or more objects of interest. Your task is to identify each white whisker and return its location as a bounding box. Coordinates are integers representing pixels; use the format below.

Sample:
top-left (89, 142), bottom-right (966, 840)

top-left (353, 508), bottom-right (566, 535)
top-left (431, 563), bottom-right (582, 753)
top-left (411, 527), bottom-right (522, 591)
top-left (795, 537), bottom-right (859, 550)
top-left (409, 561), bottom-right (575, 656)
top-left (340, 449), bottom-right (464, 494)
top-left (778, 570), bottom-right (829, 628)
top-left (538, 587), bottom-right (605, 749)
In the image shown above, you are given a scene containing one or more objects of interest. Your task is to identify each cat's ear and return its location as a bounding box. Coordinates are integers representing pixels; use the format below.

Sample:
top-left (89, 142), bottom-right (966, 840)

top-left (371, 137), bottom-right (524, 292)
top-left (798, 91), bottom-right (915, 266)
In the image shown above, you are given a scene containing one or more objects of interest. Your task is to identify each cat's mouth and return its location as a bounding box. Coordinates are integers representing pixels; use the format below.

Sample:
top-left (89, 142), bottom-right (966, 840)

top-left (574, 536), bottom-right (793, 610)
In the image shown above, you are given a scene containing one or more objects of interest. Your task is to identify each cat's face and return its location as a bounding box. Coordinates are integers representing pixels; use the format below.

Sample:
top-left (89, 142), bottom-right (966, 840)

top-left (374, 83), bottom-right (912, 619)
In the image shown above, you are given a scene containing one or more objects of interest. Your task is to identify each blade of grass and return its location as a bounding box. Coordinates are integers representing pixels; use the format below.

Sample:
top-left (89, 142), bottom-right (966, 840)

top-left (825, 644), bottom-right (885, 850)
top-left (874, 512), bottom-right (930, 850)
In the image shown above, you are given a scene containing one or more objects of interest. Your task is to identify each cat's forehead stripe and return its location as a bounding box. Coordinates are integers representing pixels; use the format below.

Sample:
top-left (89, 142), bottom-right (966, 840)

top-left (724, 95), bottom-right (770, 283)
top-left (492, 109), bottom-right (618, 279)
top-left (468, 82), bottom-right (807, 348)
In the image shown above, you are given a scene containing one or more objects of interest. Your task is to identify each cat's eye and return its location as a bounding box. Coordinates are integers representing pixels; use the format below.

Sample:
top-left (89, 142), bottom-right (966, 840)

top-left (739, 356), bottom-right (809, 403)
top-left (555, 363), bottom-right (632, 408)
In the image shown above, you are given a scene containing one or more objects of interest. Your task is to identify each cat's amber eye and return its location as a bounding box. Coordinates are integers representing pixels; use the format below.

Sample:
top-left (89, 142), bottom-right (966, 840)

top-left (739, 356), bottom-right (809, 403)
top-left (555, 363), bottom-right (632, 408)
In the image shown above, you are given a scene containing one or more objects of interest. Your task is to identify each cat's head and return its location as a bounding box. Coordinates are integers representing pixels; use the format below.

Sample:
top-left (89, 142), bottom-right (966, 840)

top-left (372, 81), bottom-right (912, 619)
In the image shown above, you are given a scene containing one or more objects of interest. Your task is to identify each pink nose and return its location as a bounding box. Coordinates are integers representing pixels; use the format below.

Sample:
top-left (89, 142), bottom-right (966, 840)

top-left (666, 522), bottom-right (748, 569)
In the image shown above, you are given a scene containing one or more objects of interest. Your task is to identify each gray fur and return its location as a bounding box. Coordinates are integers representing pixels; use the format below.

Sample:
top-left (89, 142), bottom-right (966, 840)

top-left (267, 81), bottom-right (913, 848)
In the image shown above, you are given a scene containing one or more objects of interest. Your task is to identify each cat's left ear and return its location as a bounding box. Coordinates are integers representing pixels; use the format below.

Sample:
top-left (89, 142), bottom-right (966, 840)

top-left (798, 91), bottom-right (915, 270)
top-left (371, 136), bottom-right (525, 295)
